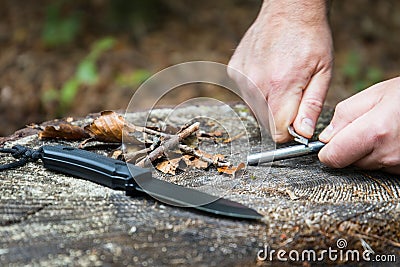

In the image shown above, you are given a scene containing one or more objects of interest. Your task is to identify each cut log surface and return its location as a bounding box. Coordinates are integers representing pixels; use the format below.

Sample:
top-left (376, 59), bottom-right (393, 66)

top-left (0, 104), bottom-right (399, 266)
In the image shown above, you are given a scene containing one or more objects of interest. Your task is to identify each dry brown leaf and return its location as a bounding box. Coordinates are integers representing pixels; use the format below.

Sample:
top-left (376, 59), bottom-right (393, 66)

top-left (198, 130), bottom-right (223, 138)
top-left (194, 149), bottom-right (212, 159)
top-left (196, 151), bottom-right (226, 167)
top-left (84, 110), bottom-right (140, 143)
top-left (217, 162), bottom-right (245, 176)
top-left (193, 158), bottom-right (209, 169)
top-left (84, 110), bottom-right (124, 142)
top-left (182, 155), bottom-right (209, 169)
top-left (212, 154), bottom-right (225, 164)
top-left (39, 124), bottom-right (89, 140)
top-left (156, 158), bottom-right (184, 175)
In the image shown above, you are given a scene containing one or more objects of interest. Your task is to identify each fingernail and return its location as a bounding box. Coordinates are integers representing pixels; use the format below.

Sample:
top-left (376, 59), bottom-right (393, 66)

top-left (300, 118), bottom-right (314, 137)
top-left (319, 124), bottom-right (334, 141)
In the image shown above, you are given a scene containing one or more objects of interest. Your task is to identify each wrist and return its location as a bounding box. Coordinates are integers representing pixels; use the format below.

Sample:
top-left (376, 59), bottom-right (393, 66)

top-left (261, 0), bottom-right (330, 26)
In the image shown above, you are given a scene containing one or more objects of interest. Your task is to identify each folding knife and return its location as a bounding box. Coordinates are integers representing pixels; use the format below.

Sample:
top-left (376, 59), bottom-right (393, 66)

top-left (40, 145), bottom-right (263, 220)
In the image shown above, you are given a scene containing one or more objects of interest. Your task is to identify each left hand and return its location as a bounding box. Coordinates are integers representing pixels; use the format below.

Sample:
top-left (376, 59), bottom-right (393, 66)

top-left (318, 77), bottom-right (400, 174)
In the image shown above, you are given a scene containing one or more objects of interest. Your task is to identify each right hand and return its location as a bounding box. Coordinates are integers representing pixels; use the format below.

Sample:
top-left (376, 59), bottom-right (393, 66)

top-left (228, 0), bottom-right (334, 142)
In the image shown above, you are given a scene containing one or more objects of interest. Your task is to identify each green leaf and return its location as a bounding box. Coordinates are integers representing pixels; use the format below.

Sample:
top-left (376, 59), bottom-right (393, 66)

top-left (75, 37), bottom-right (116, 85)
top-left (116, 69), bottom-right (151, 87)
top-left (44, 37), bottom-right (116, 116)
top-left (88, 37), bottom-right (116, 60)
top-left (76, 60), bottom-right (98, 84)
top-left (59, 78), bottom-right (80, 109)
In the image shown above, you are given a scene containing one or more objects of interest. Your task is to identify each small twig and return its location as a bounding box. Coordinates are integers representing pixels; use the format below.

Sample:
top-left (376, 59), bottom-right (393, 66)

top-left (134, 125), bottom-right (172, 138)
top-left (223, 132), bottom-right (245, 143)
top-left (136, 122), bottom-right (200, 167)
top-left (177, 122), bottom-right (200, 140)
top-left (124, 147), bottom-right (152, 163)
top-left (78, 137), bottom-right (95, 148)
top-left (176, 121), bottom-right (193, 134)
top-left (179, 144), bottom-right (231, 167)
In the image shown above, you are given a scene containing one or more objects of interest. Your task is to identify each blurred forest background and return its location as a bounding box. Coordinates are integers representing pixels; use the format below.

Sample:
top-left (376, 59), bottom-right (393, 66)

top-left (1, 0), bottom-right (400, 136)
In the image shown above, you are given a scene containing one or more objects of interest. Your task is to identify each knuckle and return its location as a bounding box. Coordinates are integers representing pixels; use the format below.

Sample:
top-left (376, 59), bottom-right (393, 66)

top-left (227, 60), bottom-right (240, 80)
top-left (302, 97), bottom-right (324, 114)
top-left (227, 66), bottom-right (235, 80)
top-left (334, 101), bottom-right (349, 118)
top-left (368, 123), bottom-right (389, 145)
top-left (333, 101), bottom-right (352, 123)
top-left (267, 75), bottom-right (286, 92)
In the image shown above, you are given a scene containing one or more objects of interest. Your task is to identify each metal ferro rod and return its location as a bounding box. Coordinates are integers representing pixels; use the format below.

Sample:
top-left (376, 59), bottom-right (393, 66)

top-left (247, 141), bottom-right (325, 166)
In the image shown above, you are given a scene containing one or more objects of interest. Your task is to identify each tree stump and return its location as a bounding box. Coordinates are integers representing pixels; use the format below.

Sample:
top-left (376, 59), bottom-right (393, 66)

top-left (0, 104), bottom-right (399, 266)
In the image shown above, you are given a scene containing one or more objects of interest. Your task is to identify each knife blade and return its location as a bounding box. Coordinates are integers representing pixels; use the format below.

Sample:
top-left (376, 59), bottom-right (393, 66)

top-left (39, 145), bottom-right (262, 220)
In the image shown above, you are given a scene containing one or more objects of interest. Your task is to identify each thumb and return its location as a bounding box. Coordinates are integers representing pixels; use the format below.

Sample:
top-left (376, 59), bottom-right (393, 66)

top-left (293, 70), bottom-right (331, 138)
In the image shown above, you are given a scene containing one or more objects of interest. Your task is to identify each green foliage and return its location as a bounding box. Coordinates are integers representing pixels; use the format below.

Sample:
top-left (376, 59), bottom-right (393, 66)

top-left (58, 78), bottom-right (80, 114)
top-left (76, 37), bottom-right (116, 85)
top-left (41, 0), bottom-right (81, 47)
top-left (341, 50), bottom-right (384, 92)
top-left (116, 69), bottom-right (152, 88)
top-left (42, 37), bottom-right (116, 116)
top-left (76, 60), bottom-right (97, 85)
top-left (87, 37), bottom-right (117, 60)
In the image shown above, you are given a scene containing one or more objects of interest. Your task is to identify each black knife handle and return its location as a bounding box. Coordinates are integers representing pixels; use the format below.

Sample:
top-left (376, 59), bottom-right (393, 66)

top-left (40, 145), bottom-right (151, 191)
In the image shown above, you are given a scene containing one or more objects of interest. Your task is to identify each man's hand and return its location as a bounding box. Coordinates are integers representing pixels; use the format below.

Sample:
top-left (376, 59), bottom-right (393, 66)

top-left (228, 0), bottom-right (333, 142)
top-left (319, 77), bottom-right (400, 174)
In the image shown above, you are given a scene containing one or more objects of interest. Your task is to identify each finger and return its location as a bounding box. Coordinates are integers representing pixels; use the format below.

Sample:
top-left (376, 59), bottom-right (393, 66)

top-left (318, 110), bottom-right (375, 168)
top-left (267, 84), bottom-right (303, 143)
top-left (243, 65), bottom-right (304, 143)
top-left (293, 69), bottom-right (331, 138)
top-left (319, 84), bottom-right (381, 142)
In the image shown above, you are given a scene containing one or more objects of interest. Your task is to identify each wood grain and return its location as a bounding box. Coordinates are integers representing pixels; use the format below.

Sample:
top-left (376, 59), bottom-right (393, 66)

top-left (1, 105), bottom-right (399, 266)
